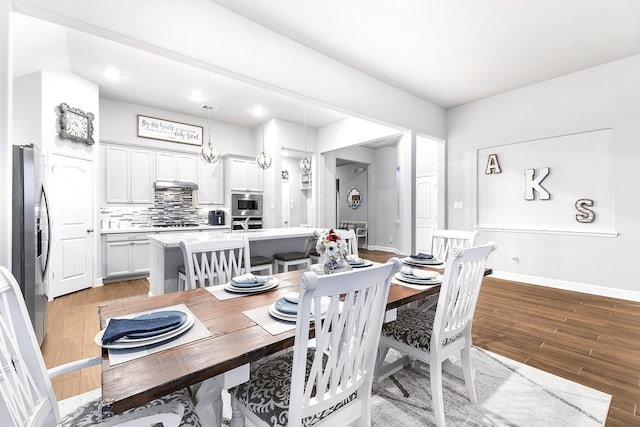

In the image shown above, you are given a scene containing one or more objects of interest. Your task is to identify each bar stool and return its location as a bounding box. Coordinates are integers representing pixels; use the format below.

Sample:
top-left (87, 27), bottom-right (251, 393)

top-left (250, 255), bottom-right (273, 275)
top-left (273, 251), bottom-right (311, 273)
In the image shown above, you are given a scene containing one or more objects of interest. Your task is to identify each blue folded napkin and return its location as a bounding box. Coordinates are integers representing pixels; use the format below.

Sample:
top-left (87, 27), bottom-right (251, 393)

top-left (102, 315), bottom-right (183, 344)
top-left (231, 273), bottom-right (267, 288)
top-left (410, 253), bottom-right (433, 260)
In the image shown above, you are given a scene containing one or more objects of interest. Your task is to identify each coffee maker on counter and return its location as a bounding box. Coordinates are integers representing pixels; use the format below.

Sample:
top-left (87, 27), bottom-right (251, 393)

top-left (208, 210), bottom-right (225, 226)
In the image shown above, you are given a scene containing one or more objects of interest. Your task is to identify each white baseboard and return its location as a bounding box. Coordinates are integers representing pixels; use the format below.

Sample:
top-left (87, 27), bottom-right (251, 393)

top-left (491, 270), bottom-right (640, 302)
top-left (366, 245), bottom-right (403, 254)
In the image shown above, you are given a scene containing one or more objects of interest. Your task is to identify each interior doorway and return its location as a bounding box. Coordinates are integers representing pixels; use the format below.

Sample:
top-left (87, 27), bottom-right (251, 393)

top-left (49, 153), bottom-right (94, 298)
top-left (415, 175), bottom-right (437, 253)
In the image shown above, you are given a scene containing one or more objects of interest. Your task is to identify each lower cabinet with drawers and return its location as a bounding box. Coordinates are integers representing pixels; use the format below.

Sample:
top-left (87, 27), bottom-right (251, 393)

top-left (102, 232), bottom-right (152, 281)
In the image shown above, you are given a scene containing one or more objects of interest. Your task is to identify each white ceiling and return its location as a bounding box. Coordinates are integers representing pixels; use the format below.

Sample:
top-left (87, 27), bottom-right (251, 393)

top-left (12, 2), bottom-right (640, 129)
top-left (211, 0), bottom-right (640, 108)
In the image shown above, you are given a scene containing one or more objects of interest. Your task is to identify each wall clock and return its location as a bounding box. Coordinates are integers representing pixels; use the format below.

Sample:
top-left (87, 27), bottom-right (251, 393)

top-left (56, 103), bottom-right (95, 145)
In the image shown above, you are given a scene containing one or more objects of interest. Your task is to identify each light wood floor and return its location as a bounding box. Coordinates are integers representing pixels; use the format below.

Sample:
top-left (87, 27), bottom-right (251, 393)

top-left (42, 249), bottom-right (639, 426)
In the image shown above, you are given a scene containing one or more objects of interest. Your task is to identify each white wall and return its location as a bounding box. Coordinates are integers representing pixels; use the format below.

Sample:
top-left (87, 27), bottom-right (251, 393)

top-left (446, 54), bottom-right (640, 300)
top-left (371, 146), bottom-right (399, 252)
top-left (0, 0), bottom-right (11, 267)
top-left (336, 165), bottom-right (367, 224)
top-left (100, 98), bottom-right (255, 155)
top-left (319, 117), bottom-right (402, 153)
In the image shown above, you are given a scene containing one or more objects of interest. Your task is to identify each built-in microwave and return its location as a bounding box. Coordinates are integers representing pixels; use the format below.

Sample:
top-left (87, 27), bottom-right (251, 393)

top-left (231, 193), bottom-right (263, 217)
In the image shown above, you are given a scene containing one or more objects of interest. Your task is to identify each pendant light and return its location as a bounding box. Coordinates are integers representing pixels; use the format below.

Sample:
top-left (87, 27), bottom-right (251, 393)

top-left (299, 104), bottom-right (311, 174)
top-left (201, 74), bottom-right (220, 163)
top-left (256, 92), bottom-right (272, 169)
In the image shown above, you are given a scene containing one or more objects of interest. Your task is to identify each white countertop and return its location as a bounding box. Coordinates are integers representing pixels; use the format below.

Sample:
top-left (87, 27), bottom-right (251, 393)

top-left (100, 224), bottom-right (230, 235)
top-left (147, 227), bottom-right (319, 248)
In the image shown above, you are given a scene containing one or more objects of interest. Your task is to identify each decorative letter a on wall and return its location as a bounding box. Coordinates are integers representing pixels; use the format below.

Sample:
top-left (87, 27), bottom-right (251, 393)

top-left (485, 154), bottom-right (501, 174)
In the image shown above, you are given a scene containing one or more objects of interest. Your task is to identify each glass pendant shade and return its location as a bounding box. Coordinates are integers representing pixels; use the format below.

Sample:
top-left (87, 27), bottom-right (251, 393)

top-left (201, 141), bottom-right (220, 163)
top-left (256, 150), bottom-right (272, 169)
top-left (299, 156), bottom-right (311, 174)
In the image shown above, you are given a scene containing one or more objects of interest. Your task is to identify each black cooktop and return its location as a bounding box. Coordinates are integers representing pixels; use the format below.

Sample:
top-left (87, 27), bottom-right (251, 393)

top-left (153, 223), bottom-right (199, 228)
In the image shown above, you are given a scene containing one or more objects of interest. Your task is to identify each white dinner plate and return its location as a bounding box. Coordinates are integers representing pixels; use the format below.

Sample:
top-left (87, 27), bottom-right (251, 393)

top-left (224, 277), bottom-right (279, 294)
top-left (350, 260), bottom-right (373, 268)
top-left (229, 275), bottom-right (274, 288)
top-left (95, 311), bottom-right (194, 349)
top-left (402, 257), bottom-right (444, 267)
top-left (268, 298), bottom-right (339, 322)
top-left (269, 305), bottom-right (298, 322)
top-left (394, 272), bottom-right (443, 285)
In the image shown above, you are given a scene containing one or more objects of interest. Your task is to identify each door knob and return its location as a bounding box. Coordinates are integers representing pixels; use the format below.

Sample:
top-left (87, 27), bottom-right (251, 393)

top-left (87, 228), bottom-right (94, 233)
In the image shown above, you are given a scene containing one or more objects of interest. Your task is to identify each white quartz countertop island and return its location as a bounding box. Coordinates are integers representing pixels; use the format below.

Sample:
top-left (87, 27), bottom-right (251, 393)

top-left (147, 227), bottom-right (319, 295)
top-left (146, 227), bottom-right (317, 248)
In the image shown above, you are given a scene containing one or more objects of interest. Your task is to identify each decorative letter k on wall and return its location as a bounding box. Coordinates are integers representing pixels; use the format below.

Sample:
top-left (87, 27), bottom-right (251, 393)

top-left (524, 167), bottom-right (551, 200)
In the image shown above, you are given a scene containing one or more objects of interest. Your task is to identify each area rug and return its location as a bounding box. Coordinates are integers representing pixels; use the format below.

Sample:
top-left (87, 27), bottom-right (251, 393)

top-left (221, 346), bottom-right (611, 426)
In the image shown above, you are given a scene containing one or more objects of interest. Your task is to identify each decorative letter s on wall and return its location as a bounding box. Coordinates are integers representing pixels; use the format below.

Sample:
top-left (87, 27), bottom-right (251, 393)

top-left (575, 199), bottom-right (595, 223)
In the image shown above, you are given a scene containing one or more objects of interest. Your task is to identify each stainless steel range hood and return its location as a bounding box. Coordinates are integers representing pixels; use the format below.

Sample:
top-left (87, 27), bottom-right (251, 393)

top-left (154, 180), bottom-right (198, 190)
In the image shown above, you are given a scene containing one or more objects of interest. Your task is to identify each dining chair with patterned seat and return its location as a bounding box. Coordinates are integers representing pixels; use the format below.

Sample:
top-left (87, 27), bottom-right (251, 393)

top-left (229, 258), bottom-right (401, 427)
top-left (0, 266), bottom-right (202, 427)
top-left (431, 229), bottom-right (478, 262)
top-left (179, 236), bottom-right (250, 290)
top-left (375, 242), bottom-right (497, 427)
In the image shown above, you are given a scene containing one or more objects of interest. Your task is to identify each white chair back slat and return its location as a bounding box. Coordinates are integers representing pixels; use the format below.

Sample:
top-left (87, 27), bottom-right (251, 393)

top-left (180, 236), bottom-right (250, 290)
top-left (289, 259), bottom-right (400, 424)
top-left (431, 229), bottom-right (478, 262)
top-left (433, 243), bottom-right (497, 347)
top-left (0, 267), bottom-right (58, 427)
top-left (333, 229), bottom-right (359, 257)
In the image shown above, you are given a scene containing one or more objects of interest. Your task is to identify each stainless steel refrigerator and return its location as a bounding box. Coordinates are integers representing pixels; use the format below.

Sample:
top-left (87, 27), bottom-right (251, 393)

top-left (12, 144), bottom-right (50, 345)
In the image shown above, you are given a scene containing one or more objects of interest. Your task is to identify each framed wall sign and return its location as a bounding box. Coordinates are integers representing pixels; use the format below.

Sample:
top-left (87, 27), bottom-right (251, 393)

top-left (347, 188), bottom-right (362, 209)
top-left (137, 115), bottom-right (203, 146)
top-left (56, 103), bottom-right (95, 145)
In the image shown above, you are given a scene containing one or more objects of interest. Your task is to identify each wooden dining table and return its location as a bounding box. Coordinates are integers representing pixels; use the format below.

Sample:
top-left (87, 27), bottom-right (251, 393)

top-left (97, 259), bottom-right (490, 417)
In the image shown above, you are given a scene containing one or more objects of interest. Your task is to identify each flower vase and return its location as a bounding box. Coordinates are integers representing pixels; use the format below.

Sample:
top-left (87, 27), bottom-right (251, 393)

top-left (320, 250), bottom-right (352, 274)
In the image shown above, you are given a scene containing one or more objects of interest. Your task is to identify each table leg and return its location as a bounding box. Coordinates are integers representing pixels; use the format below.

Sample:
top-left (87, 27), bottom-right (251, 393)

top-left (191, 376), bottom-right (223, 427)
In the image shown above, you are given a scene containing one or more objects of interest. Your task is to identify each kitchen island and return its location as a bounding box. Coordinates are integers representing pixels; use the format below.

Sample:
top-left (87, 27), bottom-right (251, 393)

top-left (147, 227), bottom-right (319, 295)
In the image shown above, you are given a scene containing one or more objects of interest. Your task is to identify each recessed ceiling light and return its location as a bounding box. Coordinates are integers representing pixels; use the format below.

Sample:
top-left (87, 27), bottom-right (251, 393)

top-left (190, 90), bottom-right (205, 102)
top-left (251, 106), bottom-right (264, 117)
top-left (104, 68), bottom-right (120, 80)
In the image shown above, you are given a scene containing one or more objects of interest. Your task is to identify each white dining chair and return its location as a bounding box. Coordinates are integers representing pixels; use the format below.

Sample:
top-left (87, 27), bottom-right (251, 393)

top-left (179, 236), bottom-right (250, 290)
top-left (375, 242), bottom-right (497, 427)
top-left (229, 258), bottom-right (401, 427)
top-left (0, 266), bottom-right (201, 427)
top-left (431, 229), bottom-right (479, 262)
top-left (334, 228), bottom-right (359, 257)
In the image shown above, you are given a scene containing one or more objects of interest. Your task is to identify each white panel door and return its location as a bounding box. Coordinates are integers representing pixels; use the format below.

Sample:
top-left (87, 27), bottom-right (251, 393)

top-left (415, 175), bottom-right (437, 254)
top-left (50, 154), bottom-right (93, 297)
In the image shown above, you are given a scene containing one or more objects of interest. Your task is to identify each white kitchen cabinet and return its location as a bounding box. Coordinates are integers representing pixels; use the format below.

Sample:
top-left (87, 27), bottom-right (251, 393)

top-left (228, 157), bottom-right (263, 192)
top-left (155, 152), bottom-right (176, 181)
top-left (156, 152), bottom-right (198, 182)
top-left (177, 154), bottom-right (198, 182)
top-left (103, 233), bottom-right (151, 278)
top-left (104, 145), bottom-right (154, 204)
top-left (197, 159), bottom-right (224, 205)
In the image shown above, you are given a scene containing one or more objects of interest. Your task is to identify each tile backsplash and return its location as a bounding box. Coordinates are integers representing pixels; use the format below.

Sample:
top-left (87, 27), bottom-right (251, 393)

top-left (101, 188), bottom-right (207, 229)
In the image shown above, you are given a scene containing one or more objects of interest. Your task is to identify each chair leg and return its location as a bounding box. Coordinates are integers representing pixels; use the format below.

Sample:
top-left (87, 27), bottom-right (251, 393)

top-left (230, 397), bottom-right (246, 427)
top-left (430, 359), bottom-right (446, 427)
top-left (461, 345), bottom-right (477, 403)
